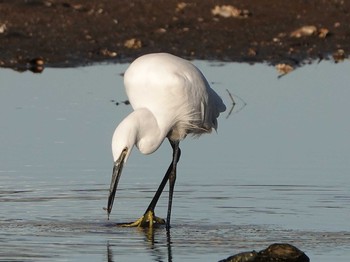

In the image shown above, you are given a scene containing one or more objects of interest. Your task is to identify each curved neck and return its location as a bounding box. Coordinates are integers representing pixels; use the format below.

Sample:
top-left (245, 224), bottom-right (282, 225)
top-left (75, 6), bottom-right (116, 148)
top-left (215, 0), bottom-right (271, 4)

top-left (112, 109), bottom-right (166, 161)
top-left (134, 108), bottom-right (165, 154)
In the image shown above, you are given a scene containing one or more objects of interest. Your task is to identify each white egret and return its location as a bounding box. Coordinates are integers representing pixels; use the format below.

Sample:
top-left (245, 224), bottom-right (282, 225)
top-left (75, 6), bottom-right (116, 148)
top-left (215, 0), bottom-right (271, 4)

top-left (106, 53), bottom-right (226, 229)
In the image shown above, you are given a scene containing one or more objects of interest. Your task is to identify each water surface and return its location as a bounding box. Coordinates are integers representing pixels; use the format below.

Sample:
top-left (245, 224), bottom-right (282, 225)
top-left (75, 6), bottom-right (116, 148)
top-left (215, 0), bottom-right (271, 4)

top-left (1, 61), bottom-right (350, 261)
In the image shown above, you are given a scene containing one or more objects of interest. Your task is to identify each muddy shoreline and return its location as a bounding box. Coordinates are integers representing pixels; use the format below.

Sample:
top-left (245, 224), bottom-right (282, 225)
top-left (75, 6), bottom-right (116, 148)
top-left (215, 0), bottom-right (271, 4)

top-left (1, 0), bottom-right (349, 72)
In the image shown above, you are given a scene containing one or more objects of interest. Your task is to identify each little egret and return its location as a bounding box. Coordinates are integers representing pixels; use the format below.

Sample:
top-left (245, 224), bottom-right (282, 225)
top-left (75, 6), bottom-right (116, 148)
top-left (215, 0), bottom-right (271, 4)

top-left (106, 53), bottom-right (226, 229)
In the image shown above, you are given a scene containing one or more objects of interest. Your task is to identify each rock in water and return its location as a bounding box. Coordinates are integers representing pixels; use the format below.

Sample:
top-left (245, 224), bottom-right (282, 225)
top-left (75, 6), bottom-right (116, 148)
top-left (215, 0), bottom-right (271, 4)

top-left (219, 243), bottom-right (309, 262)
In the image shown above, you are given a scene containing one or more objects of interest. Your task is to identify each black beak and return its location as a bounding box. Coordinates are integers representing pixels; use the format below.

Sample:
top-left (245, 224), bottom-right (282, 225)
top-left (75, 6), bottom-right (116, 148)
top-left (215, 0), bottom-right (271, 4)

top-left (106, 147), bottom-right (128, 220)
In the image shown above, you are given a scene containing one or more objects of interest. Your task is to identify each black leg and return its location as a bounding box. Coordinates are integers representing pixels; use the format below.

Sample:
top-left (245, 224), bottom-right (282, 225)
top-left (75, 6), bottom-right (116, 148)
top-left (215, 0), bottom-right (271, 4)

top-left (166, 140), bottom-right (181, 230)
top-left (144, 140), bottom-right (180, 216)
top-left (123, 139), bottom-right (181, 228)
top-left (144, 161), bottom-right (173, 214)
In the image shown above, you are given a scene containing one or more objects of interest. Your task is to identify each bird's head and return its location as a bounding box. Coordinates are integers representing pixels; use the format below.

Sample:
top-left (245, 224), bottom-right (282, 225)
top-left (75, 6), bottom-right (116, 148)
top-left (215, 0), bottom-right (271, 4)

top-left (111, 118), bottom-right (136, 163)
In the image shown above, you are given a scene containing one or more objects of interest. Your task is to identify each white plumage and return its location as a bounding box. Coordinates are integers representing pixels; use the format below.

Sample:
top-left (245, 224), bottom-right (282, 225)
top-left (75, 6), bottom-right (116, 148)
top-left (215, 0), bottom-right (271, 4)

top-left (107, 53), bottom-right (226, 229)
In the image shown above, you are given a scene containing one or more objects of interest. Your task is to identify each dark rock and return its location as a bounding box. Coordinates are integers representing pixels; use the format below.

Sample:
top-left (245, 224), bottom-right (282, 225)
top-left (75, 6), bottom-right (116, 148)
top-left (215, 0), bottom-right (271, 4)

top-left (220, 243), bottom-right (309, 262)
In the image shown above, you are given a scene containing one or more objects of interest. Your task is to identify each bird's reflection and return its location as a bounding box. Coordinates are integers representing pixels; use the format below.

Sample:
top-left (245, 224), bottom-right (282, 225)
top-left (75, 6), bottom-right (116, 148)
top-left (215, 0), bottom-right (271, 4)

top-left (225, 89), bottom-right (246, 118)
top-left (106, 227), bottom-right (173, 262)
top-left (107, 241), bottom-right (114, 262)
top-left (139, 227), bottom-right (173, 262)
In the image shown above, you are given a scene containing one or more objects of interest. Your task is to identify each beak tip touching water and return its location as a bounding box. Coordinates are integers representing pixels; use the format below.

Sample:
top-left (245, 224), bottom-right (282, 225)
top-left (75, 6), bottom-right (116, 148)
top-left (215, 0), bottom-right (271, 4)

top-left (102, 206), bottom-right (111, 220)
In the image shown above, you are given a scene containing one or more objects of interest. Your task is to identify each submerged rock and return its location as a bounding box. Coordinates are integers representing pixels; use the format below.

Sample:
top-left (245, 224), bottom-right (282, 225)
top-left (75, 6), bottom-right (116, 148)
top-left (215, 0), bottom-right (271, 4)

top-left (219, 243), bottom-right (309, 262)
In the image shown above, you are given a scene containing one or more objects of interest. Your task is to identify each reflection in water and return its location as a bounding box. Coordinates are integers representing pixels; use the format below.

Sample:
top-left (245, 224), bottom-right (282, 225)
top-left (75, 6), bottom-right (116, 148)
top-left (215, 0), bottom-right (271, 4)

top-left (224, 89), bottom-right (247, 118)
top-left (106, 227), bottom-right (173, 262)
top-left (141, 227), bottom-right (173, 262)
top-left (107, 241), bottom-right (114, 262)
top-left (0, 213), bottom-right (349, 261)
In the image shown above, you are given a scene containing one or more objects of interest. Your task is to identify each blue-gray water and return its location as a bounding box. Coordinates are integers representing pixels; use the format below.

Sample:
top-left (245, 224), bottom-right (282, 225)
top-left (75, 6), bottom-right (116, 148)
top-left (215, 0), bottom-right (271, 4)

top-left (1, 61), bottom-right (349, 261)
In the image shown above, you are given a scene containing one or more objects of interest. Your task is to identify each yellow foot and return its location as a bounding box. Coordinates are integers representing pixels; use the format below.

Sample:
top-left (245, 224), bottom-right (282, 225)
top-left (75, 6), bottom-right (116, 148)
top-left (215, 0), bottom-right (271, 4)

top-left (120, 210), bottom-right (165, 228)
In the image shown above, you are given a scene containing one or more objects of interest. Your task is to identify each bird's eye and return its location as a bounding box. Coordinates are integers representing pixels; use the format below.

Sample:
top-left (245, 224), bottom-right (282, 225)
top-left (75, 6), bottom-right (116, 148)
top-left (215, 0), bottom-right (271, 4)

top-left (122, 147), bottom-right (128, 153)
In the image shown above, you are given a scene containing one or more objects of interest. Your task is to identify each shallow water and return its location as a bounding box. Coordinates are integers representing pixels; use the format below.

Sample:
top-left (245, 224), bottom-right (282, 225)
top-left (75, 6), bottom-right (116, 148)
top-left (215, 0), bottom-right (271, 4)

top-left (1, 61), bottom-right (350, 261)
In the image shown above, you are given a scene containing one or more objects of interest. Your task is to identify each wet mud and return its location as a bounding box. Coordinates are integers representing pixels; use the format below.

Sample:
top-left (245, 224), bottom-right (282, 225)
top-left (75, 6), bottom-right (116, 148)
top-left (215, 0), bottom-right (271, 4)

top-left (1, 0), bottom-right (350, 72)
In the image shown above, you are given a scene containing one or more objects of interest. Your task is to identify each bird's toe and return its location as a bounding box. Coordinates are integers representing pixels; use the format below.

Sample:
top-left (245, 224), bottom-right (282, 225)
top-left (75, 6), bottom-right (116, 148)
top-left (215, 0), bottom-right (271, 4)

top-left (120, 210), bottom-right (165, 228)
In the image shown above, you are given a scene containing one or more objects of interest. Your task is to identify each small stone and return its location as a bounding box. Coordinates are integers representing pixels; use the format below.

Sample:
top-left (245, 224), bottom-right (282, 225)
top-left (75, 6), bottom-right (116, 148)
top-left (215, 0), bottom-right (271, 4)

top-left (70, 4), bottom-right (84, 11)
top-left (333, 49), bottom-right (345, 63)
top-left (275, 63), bottom-right (294, 75)
top-left (176, 2), bottom-right (187, 12)
top-left (100, 49), bottom-right (117, 57)
top-left (124, 38), bottom-right (142, 49)
top-left (30, 57), bottom-right (44, 66)
top-left (28, 57), bottom-right (45, 73)
top-left (43, 1), bottom-right (53, 7)
top-left (247, 48), bottom-right (257, 57)
top-left (290, 25), bottom-right (317, 38)
top-left (211, 5), bottom-right (250, 18)
top-left (318, 28), bottom-right (329, 38)
top-left (155, 28), bottom-right (167, 34)
top-left (0, 23), bottom-right (7, 34)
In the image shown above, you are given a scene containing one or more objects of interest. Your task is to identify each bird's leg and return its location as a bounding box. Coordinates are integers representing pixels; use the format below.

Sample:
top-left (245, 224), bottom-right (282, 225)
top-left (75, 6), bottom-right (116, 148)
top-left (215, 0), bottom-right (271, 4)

top-left (121, 140), bottom-right (180, 228)
top-left (166, 140), bottom-right (181, 230)
top-left (121, 165), bottom-right (171, 227)
top-left (121, 172), bottom-right (168, 227)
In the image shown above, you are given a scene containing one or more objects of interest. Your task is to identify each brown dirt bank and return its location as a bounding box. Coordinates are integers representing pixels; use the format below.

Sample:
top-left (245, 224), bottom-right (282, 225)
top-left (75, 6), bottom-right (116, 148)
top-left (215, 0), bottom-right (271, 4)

top-left (0, 0), bottom-right (349, 72)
